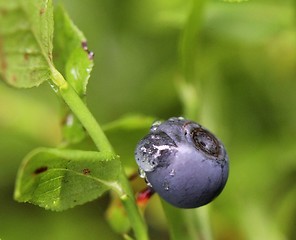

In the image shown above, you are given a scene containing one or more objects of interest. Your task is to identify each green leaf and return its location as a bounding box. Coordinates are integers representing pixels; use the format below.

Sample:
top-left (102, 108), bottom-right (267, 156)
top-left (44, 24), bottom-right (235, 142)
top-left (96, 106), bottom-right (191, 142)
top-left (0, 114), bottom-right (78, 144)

top-left (53, 5), bottom-right (94, 145)
top-left (103, 114), bottom-right (155, 132)
top-left (14, 148), bottom-right (122, 211)
top-left (0, 0), bottom-right (54, 88)
top-left (53, 5), bottom-right (94, 97)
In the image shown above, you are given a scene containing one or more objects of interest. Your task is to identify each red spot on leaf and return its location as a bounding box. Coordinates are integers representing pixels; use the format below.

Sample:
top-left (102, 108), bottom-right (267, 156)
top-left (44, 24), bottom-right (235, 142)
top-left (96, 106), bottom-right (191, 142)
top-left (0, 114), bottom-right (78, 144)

top-left (0, 8), bottom-right (8, 16)
top-left (39, 8), bottom-right (45, 15)
top-left (34, 166), bottom-right (48, 175)
top-left (83, 168), bottom-right (91, 175)
top-left (0, 37), bottom-right (7, 77)
top-left (11, 75), bottom-right (17, 83)
top-left (24, 52), bottom-right (29, 61)
top-left (1, 59), bottom-right (7, 72)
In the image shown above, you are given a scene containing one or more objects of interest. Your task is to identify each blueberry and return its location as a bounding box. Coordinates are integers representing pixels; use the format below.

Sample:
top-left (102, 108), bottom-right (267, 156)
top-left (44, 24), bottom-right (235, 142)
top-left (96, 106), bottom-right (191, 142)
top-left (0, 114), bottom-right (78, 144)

top-left (135, 117), bottom-right (229, 208)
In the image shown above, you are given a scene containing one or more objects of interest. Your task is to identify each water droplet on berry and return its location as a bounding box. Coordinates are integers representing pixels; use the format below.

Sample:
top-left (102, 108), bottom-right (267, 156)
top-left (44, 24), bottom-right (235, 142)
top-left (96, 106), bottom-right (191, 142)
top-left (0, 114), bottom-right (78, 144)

top-left (163, 181), bottom-right (170, 191)
top-left (150, 121), bottom-right (162, 132)
top-left (169, 169), bottom-right (176, 176)
top-left (139, 168), bottom-right (146, 178)
top-left (147, 181), bottom-right (153, 188)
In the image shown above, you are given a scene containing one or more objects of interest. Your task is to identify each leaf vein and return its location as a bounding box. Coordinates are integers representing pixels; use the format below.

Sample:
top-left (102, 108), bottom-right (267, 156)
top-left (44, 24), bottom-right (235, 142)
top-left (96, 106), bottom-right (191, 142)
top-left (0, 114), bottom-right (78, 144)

top-left (34, 185), bottom-right (62, 198)
top-left (37, 175), bottom-right (64, 187)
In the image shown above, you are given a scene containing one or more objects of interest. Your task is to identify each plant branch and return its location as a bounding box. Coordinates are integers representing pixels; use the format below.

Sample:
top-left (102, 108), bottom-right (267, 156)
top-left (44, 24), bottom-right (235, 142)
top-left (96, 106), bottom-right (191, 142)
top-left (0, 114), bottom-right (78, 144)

top-left (119, 169), bottom-right (148, 240)
top-left (194, 206), bottom-right (213, 240)
top-left (161, 200), bottom-right (193, 240)
top-left (50, 69), bottom-right (148, 240)
top-left (56, 79), bottom-right (113, 153)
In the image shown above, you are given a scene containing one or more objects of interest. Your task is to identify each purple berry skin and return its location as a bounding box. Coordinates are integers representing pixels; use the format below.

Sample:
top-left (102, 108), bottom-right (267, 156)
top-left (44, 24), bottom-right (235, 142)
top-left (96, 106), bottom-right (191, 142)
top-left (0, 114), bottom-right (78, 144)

top-left (135, 117), bottom-right (229, 208)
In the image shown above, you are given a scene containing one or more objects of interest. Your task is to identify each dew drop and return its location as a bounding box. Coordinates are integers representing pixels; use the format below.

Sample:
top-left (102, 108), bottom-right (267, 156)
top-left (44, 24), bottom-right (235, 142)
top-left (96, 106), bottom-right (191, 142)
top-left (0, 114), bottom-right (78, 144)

top-left (169, 169), bottom-right (175, 176)
top-left (137, 144), bottom-right (167, 172)
top-left (163, 181), bottom-right (169, 191)
top-left (168, 116), bottom-right (184, 122)
top-left (48, 81), bottom-right (58, 93)
top-left (144, 177), bottom-right (153, 187)
top-left (150, 121), bottom-right (162, 132)
top-left (137, 156), bottom-right (156, 172)
top-left (70, 67), bottom-right (79, 80)
top-left (65, 114), bottom-right (74, 127)
top-left (140, 146), bottom-right (147, 153)
top-left (139, 168), bottom-right (146, 178)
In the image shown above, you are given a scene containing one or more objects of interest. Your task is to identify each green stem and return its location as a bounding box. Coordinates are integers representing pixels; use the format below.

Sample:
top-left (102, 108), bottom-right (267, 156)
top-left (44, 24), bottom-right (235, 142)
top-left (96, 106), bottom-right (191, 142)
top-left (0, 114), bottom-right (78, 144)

top-left (179, 0), bottom-right (206, 81)
top-left (162, 200), bottom-right (213, 240)
top-left (51, 69), bottom-right (148, 240)
top-left (161, 200), bottom-right (193, 240)
top-left (58, 83), bottom-right (113, 153)
top-left (119, 169), bottom-right (148, 240)
top-left (185, 207), bottom-right (213, 240)
top-left (194, 207), bottom-right (213, 240)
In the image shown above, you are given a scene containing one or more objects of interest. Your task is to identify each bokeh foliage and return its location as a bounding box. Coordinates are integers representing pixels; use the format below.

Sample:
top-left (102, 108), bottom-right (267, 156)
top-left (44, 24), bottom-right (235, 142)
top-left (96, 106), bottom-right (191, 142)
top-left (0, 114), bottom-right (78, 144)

top-left (1, 0), bottom-right (296, 239)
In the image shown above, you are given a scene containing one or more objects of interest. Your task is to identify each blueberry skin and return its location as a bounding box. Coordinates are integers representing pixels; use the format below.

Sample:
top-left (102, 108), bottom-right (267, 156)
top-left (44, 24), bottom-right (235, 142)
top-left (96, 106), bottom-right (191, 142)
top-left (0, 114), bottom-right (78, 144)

top-left (135, 117), bottom-right (229, 208)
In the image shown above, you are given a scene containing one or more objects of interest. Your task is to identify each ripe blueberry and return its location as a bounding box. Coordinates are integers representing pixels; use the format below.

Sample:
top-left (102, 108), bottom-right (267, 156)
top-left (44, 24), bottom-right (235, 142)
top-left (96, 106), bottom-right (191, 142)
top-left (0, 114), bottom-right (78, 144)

top-left (135, 117), bottom-right (229, 208)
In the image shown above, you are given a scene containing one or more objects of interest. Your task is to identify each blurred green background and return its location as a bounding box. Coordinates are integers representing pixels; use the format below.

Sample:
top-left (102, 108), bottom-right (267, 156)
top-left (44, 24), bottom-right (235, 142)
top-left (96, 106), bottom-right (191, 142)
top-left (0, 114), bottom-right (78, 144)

top-left (1, 0), bottom-right (296, 239)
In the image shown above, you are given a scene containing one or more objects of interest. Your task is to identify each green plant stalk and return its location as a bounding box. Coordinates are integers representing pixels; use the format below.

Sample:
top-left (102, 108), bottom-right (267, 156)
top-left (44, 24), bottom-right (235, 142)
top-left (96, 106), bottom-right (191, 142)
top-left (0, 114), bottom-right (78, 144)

top-left (184, 206), bottom-right (213, 240)
top-left (161, 198), bottom-right (213, 240)
top-left (119, 170), bottom-right (148, 240)
top-left (194, 206), bottom-right (213, 240)
top-left (161, 200), bottom-right (193, 240)
top-left (51, 69), bottom-right (148, 240)
top-left (55, 81), bottom-right (113, 153)
top-left (179, 0), bottom-right (206, 81)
